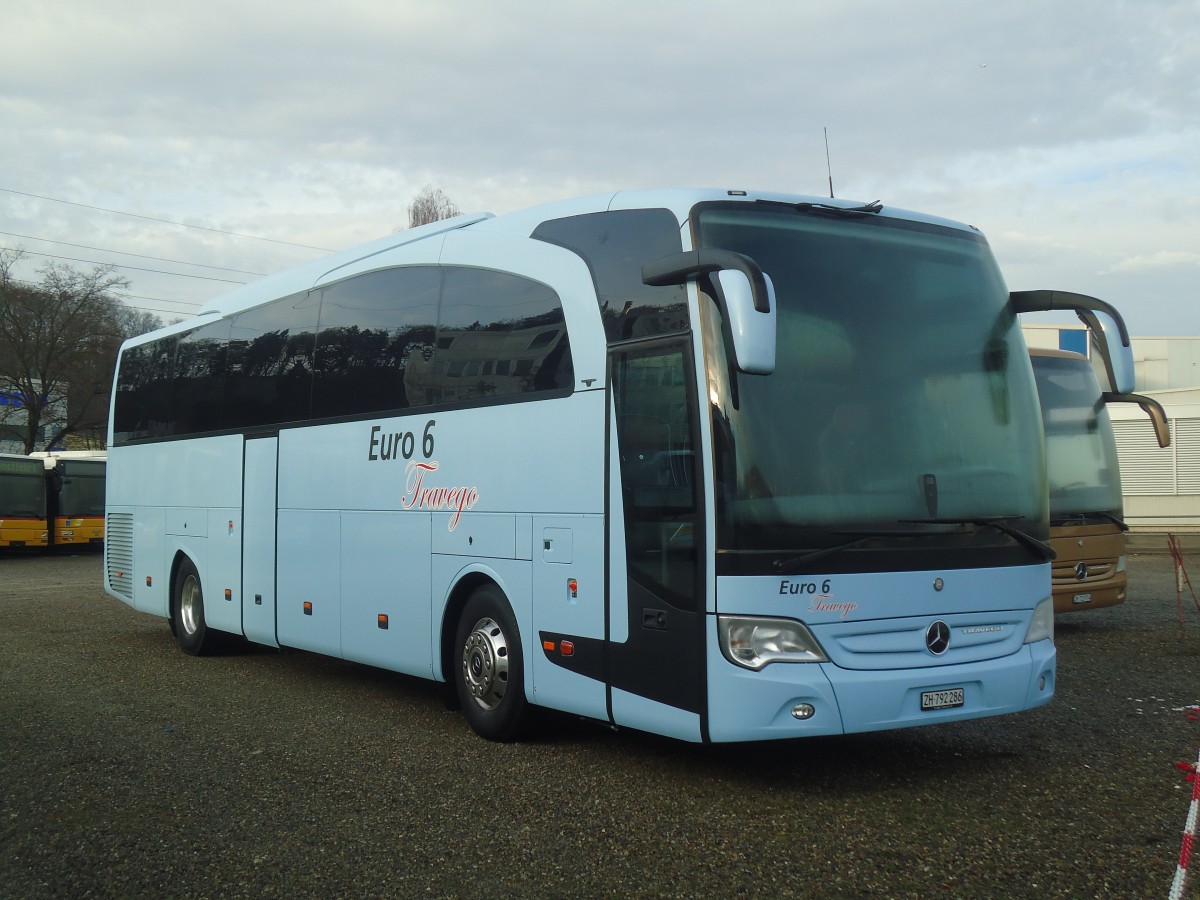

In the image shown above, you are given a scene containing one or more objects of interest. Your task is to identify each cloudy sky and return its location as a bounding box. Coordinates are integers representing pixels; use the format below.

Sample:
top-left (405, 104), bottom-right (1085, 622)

top-left (2, 1), bottom-right (1197, 335)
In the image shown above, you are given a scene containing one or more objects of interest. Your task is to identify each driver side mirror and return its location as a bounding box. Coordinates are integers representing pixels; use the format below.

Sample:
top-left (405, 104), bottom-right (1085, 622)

top-left (642, 249), bottom-right (777, 375)
top-left (710, 269), bottom-right (777, 375)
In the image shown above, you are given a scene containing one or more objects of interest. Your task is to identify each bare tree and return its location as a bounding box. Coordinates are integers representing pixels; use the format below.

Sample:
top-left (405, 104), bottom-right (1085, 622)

top-left (407, 185), bottom-right (461, 229)
top-left (114, 304), bottom-right (166, 341)
top-left (0, 249), bottom-right (131, 452)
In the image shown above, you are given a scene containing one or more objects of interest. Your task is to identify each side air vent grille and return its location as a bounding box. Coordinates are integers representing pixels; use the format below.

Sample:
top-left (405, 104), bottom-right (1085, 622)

top-left (105, 512), bottom-right (134, 601)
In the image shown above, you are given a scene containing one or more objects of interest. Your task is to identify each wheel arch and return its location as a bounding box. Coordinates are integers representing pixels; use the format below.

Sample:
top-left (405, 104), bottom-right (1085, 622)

top-left (167, 548), bottom-right (200, 622)
top-left (438, 569), bottom-right (505, 685)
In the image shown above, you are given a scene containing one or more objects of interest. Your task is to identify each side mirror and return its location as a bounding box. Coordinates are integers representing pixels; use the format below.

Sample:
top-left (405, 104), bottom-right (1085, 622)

top-left (1079, 309), bottom-right (1135, 395)
top-left (643, 249), bottom-right (777, 375)
top-left (1011, 290), bottom-right (1135, 394)
top-left (712, 269), bottom-right (777, 375)
top-left (1103, 391), bottom-right (1171, 448)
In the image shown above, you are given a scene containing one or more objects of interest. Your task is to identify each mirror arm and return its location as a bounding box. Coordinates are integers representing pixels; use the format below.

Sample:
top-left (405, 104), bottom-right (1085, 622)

top-left (642, 249), bottom-right (772, 313)
top-left (1101, 391), bottom-right (1171, 448)
top-left (1010, 289), bottom-right (1130, 346)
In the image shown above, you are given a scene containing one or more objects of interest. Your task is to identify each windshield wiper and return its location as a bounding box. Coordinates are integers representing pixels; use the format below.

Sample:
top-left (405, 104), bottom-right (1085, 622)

top-left (772, 529), bottom-right (924, 571)
top-left (754, 199), bottom-right (883, 217)
top-left (899, 516), bottom-right (1055, 562)
top-left (794, 200), bottom-right (883, 215)
top-left (771, 516), bottom-right (1054, 571)
top-left (1092, 511), bottom-right (1129, 532)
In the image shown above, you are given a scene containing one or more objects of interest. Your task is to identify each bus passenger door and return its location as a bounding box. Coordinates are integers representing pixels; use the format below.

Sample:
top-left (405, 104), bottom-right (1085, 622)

top-left (242, 436), bottom-right (279, 647)
top-left (606, 342), bottom-right (706, 741)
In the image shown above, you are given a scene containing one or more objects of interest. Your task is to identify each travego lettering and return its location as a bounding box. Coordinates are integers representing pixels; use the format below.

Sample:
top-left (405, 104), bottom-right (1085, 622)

top-left (402, 461), bottom-right (479, 531)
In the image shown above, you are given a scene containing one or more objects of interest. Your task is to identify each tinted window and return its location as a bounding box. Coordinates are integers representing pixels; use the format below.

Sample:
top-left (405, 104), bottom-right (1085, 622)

top-left (612, 343), bottom-right (700, 609)
top-left (112, 262), bottom-right (576, 445)
top-left (225, 291), bottom-right (319, 428)
top-left (172, 319), bottom-right (230, 435)
top-left (311, 267), bottom-right (440, 419)
top-left (532, 209), bottom-right (687, 343)
top-left (428, 267), bottom-right (573, 405)
top-left (113, 336), bottom-right (175, 443)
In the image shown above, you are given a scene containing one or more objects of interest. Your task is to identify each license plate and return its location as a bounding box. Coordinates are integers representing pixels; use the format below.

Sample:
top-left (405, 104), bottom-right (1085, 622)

top-left (921, 688), bottom-right (965, 710)
top-left (1072, 593), bottom-right (1092, 605)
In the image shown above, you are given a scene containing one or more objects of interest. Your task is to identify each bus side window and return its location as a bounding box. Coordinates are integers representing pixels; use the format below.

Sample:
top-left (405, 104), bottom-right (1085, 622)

top-left (173, 319), bottom-right (230, 436)
top-left (432, 266), bottom-right (573, 405)
top-left (225, 291), bottom-right (319, 429)
top-left (311, 266), bottom-right (440, 419)
top-left (113, 336), bottom-right (176, 443)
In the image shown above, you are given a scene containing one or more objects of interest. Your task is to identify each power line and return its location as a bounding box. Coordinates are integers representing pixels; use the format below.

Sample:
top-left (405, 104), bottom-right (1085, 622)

top-left (0, 186), bottom-right (334, 252)
top-left (0, 230), bottom-right (267, 277)
top-left (119, 303), bottom-right (199, 319)
top-left (0, 246), bottom-right (249, 284)
top-left (117, 292), bottom-right (202, 309)
top-left (8, 279), bottom-right (198, 320)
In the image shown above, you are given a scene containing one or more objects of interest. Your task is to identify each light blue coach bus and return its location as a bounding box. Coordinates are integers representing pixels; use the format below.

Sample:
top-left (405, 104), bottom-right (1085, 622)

top-left (103, 189), bottom-right (1137, 742)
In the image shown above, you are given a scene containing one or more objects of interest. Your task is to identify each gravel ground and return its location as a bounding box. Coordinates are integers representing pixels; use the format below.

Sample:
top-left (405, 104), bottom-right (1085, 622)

top-left (2, 547), bottom-right (1199, 899)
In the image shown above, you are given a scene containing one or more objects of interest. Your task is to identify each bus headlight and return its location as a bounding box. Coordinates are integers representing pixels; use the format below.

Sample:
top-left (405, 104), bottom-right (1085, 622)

top-left (718, 615), bottom-right (828, 670)
top-left (1024, 597), bottom-right (1055, 645)
top-left (1116, 554), bottom-right (1127, 573)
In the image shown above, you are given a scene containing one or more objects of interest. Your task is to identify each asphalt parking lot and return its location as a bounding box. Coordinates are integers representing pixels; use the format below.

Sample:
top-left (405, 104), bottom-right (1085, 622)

top-left (3, 545), bottom-right (1199, 898)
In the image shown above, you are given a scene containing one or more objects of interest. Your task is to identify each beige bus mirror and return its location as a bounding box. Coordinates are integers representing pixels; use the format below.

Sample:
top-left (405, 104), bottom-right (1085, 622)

top-left (1103, 391), bottom-right (1171, 448)
top-left (643, 249), bottom-right (777, 375)
top-left (1011, 290), bottom-right (1135, 395)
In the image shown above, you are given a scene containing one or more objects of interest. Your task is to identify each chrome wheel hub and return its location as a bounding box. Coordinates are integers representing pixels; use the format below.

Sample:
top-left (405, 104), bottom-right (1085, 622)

top-left (462, 617), bottom-right (509, 710)
top-left (179, 575), bottom-right (201, 636)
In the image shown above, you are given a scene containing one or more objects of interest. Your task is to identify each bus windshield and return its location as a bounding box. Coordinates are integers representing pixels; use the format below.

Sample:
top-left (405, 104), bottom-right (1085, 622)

top-left (1029, 352), bottom-right (1123, 524)
top-left (0, 465), bottom-right (45, 517)
top-left (694, 204), bottom-right (1046, 571)
top-left (60, 471), bottom-right (107, 518)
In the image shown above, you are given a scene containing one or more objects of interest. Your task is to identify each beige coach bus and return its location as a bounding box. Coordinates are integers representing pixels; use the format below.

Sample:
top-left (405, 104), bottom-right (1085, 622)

top-left (1029, 347), bottom-right (1168, 613)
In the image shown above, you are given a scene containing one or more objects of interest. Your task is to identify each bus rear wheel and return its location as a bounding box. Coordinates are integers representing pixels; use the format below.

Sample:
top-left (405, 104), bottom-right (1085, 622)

top-left (454, 586), bottom-right (530, 742)
top-left (172, 557), bottom-right (213, 656)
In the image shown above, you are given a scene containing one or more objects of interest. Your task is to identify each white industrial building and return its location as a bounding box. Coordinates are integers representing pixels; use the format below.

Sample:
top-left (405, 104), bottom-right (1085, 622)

top-left (1024, 326), bottom-right (1199, 533)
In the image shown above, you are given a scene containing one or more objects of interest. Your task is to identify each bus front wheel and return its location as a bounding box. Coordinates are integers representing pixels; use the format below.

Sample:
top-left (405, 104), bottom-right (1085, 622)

top-left (454, 586), bottom-right (530, 742)
top-left (172, 558), bottom-right (213, 656)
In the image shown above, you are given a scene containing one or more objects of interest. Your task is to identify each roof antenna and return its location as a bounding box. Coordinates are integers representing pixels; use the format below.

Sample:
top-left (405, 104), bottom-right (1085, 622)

top-left (824, 127), bottom-right (835, 198)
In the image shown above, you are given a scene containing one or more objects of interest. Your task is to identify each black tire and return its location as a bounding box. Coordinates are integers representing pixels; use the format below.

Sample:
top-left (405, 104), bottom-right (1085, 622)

top-left (172, 557), bottom-right (213, 656)
top-left (454, 585), bottom-right (530, 742)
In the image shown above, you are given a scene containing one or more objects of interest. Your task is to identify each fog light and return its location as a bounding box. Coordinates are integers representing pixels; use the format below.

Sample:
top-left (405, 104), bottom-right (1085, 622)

top-left (1038, 676), bottom-right (1046, 691)
top-left (791, 703), bottom-right (815, 720)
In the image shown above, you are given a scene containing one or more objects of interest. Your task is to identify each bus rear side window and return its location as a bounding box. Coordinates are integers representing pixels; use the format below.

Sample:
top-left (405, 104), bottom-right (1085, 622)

top-left (113, 337), bottom-right (175, 442)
